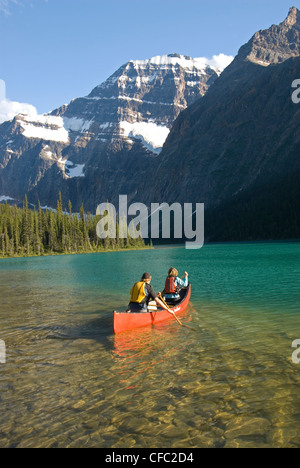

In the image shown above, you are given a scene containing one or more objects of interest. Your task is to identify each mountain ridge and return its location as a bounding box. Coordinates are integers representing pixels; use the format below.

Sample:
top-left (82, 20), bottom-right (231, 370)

top-left (137, 7), bottom-right (300, 240)
top-left (0, 53), bottom-right (231, 210)
top-left (0, 8), bottom-right (299, 241)
top-left (235, 6), bottom-right (300, 67)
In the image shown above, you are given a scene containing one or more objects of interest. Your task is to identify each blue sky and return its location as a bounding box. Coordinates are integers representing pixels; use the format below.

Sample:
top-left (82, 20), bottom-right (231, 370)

top-left (0, 0), bottom-right (299, 114)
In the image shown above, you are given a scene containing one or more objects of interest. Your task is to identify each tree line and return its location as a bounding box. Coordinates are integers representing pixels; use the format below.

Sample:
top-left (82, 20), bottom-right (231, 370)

top-left (0, 195), bottom-right (147, 258)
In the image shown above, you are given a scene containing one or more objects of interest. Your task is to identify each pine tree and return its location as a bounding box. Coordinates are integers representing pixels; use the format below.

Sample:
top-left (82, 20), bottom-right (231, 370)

top-left (21, 195), bottom-right (31, 255)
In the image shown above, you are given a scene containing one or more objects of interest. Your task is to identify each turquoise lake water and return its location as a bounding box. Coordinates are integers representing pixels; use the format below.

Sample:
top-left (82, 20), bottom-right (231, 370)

top-left (0, 242), bottom-right (299, 447)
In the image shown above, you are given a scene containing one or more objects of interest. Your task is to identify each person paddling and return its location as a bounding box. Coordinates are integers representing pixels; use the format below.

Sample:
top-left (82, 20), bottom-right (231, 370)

top-left (128, 272), bottom-right (170, 313)
top-left (164, 267), bottom-right (189, 305)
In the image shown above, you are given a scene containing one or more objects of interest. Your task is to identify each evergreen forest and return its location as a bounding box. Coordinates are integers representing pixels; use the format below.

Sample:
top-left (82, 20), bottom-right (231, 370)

top-left (0, 195), bottom-right (147, 258)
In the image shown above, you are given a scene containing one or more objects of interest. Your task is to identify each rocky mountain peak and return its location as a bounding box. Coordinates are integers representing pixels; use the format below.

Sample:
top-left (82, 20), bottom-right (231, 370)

top-left (236, 7), bottom-right (300, 66)
top-left (284, 6), bottom-right (300, 27)
top-left (52, 53), bottom-right (228, 155)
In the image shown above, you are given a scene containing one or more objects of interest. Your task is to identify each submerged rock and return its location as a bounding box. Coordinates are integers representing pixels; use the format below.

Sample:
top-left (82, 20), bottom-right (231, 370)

top-left (225, 416), bottom-right (271, 440)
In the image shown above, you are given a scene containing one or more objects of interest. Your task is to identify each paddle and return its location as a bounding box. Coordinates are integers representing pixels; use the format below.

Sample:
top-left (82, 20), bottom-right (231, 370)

top-left (158, 293), bottom-right (196, 331)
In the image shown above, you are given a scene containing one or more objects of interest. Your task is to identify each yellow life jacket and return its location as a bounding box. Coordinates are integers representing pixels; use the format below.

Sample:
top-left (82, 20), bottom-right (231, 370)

top-left (130, 282), bottom-right (147, 304)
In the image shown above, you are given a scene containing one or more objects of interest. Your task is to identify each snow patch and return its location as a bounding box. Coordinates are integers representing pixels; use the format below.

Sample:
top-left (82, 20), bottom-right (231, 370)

top-left (119, 121), bottom-right (170, 154)
top-left (65, 162), bottom-right (85, 178)
top-left (131, 53), bottom-right (234, 73)
top-left (18, 115), bottom-right (69, 143)
top-left (20, 114), bottom-right (64, 126)
top-left (99, 122), bottom-right (115, 130)
top-left (186, 81), bottom-right (200, 87)
top-left (43, 149), bottom-right (56, 161)
top-left (0, 195), bottom-right (14, 202)
top-left (256, 59), bottom-right (271, 67)
top-left (58, 158), bottom-right (85, 178)
top-left (14, 114), bottom-right (93, 143)
top-left (63, 117), bottom-right (93, 133)
top-left (40, 205), bottom-right (57, 212)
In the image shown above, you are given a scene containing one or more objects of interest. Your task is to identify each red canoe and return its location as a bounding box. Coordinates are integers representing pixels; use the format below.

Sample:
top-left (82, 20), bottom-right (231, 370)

top-left (113, 284), bottom-right (191, 334)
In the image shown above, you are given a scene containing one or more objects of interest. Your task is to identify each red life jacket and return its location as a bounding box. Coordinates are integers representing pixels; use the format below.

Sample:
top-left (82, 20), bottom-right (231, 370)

top-left (165, 276), bottom-right (178, 294)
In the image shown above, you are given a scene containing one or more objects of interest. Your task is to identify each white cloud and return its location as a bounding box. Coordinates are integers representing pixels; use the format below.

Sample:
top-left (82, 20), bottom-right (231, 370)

top-left (0, 78), bottom-right (38, 124)
top-left (206, 53), bottom-right (235, 72)
top-left (0, 0), bottom-right (21, 15)
top-left (0, 99), bottom-right (38, 124)
top-left (120, 121), bottom-right (170, 154)
top-left (0, 79), bottom-right (5, 101)
top-left (0, 0), bottom-right (47, 15)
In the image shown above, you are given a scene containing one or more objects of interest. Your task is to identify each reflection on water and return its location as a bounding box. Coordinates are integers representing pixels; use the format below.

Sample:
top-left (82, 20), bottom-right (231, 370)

top-left (0, 244), bottom-right (300, 447)
top-left (113, 317), bottom-right (190, 390)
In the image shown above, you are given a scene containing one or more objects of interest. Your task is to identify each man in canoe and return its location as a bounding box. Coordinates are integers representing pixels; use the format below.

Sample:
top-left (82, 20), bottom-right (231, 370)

top-left (128, 272), bottom-right (171, 313)
top-left (164, 267), bottom-right (189, 305)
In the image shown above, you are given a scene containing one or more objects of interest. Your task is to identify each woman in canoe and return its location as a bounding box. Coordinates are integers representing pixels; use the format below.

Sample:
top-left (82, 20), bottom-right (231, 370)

top-left (164, 267), bottom-right (189, 305)
top-left (128, 272), bottom-right (170, 313)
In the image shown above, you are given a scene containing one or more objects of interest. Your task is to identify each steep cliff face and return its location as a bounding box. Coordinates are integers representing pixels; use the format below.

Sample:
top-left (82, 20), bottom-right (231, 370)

top-left (0, 54), bottom-right (230, 210)
top-left (138, 8), bottom-right (300, 240)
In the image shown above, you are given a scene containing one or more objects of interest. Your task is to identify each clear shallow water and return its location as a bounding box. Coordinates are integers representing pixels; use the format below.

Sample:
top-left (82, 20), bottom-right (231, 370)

top-left (0, 243), bottom-right (299, 448)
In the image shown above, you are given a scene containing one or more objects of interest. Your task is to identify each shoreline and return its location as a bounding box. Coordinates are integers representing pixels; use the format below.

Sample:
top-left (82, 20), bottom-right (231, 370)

top-left (1, 238), bottom-right (299, 260)
top-left (153, 238), bottom-right (300, 249)
top-left (0, 245), bottom-right (153, 261)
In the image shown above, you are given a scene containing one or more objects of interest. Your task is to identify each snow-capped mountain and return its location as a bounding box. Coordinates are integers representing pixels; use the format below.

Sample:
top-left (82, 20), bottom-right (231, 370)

top-left (0, 53), bottom-right (232, 209)
top-left (51, 53), bottom-right (231, 153)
